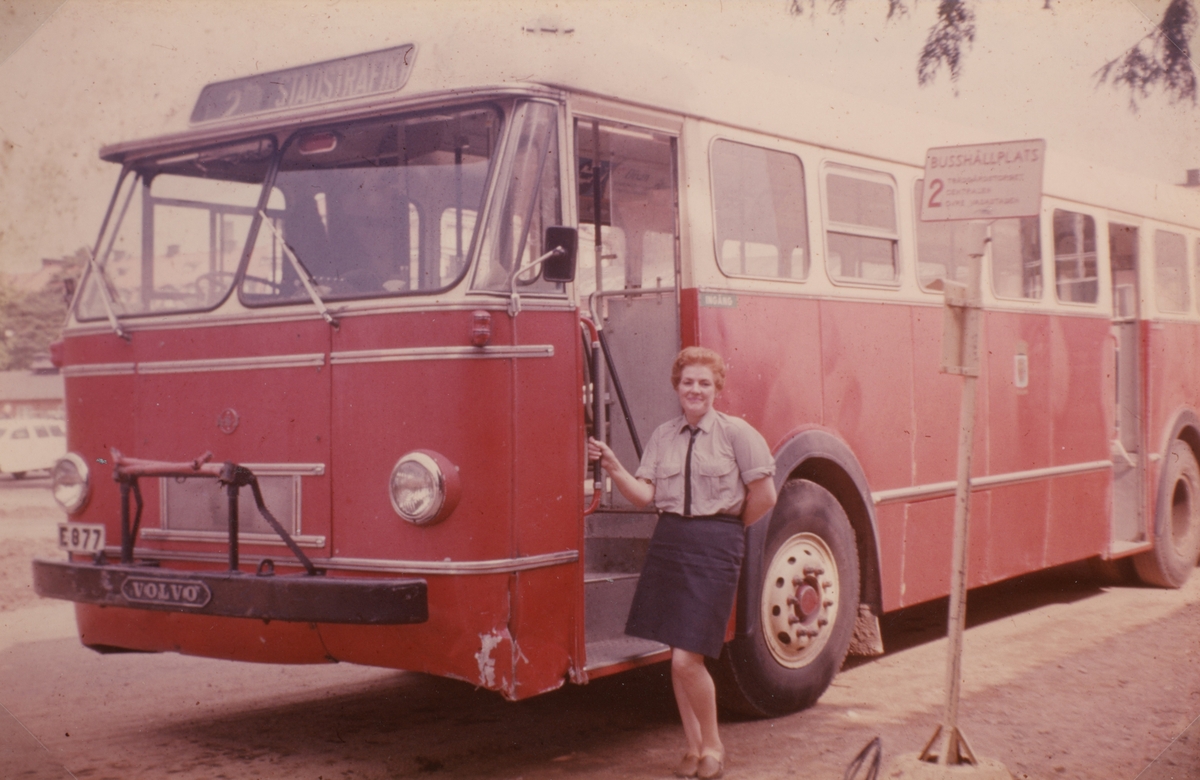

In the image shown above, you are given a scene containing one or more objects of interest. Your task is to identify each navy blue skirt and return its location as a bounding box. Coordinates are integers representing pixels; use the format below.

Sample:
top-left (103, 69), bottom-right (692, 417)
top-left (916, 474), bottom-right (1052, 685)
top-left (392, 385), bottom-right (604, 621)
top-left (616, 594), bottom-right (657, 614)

top-left (625, 513), bottom-right (746, 659)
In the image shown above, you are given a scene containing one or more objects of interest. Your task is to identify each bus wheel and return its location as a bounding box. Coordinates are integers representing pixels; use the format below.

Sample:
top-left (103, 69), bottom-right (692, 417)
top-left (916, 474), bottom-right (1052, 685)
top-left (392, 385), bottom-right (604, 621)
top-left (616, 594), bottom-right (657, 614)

top-left (1134, 440), bottom-right (1200, 588)
top-left (713, 479), bottom-right (859, 717)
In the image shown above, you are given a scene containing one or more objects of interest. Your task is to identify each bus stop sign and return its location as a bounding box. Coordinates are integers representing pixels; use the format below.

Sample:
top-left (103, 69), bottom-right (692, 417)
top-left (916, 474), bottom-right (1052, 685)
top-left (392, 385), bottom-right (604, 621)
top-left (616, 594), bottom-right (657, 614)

top-left (920, 139), bottom-right (1045, 222)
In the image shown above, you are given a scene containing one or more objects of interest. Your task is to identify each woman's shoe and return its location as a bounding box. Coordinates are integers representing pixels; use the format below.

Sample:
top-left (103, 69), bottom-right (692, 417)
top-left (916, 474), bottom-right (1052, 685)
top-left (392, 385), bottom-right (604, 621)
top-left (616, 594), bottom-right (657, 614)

top-left (697, 753), bottom-right (724, 780)
top-left (674, 753), bottom-right (700, 778)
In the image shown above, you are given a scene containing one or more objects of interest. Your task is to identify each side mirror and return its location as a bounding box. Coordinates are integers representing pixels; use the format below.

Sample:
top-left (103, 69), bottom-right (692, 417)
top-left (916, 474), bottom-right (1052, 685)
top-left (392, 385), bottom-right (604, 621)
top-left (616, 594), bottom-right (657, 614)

top-left (542, 226), bottom-right (577, 283)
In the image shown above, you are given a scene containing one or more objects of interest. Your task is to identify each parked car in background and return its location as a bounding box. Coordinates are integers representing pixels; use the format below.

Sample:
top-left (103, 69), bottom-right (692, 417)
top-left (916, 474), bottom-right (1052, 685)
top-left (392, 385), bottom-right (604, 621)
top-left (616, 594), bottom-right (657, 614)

top-left (0, 419), bottom-right (66, 478)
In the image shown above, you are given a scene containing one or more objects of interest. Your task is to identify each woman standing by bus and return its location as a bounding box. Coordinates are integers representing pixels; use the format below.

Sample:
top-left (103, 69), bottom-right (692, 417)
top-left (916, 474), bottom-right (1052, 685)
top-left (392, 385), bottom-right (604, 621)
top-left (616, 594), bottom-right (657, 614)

top-left (588, 346), bottom-right (777, 779)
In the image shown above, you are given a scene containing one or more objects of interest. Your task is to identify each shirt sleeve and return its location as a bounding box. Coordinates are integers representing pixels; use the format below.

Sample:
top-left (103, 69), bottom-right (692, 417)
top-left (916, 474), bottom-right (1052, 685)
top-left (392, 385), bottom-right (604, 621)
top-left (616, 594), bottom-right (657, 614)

top-left (730, 419), bottom-right (775, 485)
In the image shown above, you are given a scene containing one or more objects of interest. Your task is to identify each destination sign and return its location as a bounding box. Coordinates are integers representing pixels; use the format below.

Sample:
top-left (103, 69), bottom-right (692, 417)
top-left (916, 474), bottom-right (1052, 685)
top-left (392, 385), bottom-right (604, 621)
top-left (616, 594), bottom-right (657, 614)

top-left (920, 139), bottom-right (1046, 222)
top-left (190, 44), bottom-right (416, 124)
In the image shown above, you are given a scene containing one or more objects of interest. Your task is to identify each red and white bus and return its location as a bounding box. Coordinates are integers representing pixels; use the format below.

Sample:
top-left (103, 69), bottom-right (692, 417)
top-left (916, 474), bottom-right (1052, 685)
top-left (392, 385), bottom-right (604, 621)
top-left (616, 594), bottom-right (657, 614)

top-left (34, 32), bottom-right (1200, 717)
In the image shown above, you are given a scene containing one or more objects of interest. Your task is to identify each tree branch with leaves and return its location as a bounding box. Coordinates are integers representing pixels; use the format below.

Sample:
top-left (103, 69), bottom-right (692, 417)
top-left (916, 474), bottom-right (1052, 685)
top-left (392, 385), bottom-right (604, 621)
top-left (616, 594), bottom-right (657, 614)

top-left (788, 0), bottom-right (1198, 109)
top-left (1095, 0), bottom-right (1197, 108)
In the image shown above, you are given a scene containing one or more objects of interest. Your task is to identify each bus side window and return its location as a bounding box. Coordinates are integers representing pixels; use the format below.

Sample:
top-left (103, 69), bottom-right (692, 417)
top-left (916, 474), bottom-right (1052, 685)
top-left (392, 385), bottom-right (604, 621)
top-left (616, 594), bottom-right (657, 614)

top-left (1154, 229), bottom-right (1190, 313)
top-left (914, 180), bottom-right (1042, 299)
top-left (1054, 209), bottom-right (1098, 304)
top-left (824, 169), bottom-right (899, 284)
top-left (710, 139), bottom-right (808, 281)
top-left (1196, 238), bottom-right (1200, 312)
top-left (990, 217), bottom-right (1043, 300)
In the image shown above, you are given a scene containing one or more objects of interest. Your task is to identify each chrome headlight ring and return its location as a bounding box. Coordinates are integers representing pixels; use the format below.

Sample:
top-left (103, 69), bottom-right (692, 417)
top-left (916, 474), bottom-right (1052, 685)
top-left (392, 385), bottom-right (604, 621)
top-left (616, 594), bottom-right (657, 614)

top-left (51, 452), bottom-right (92, 514)
top-left (388, 450), bottom-right (460, 526)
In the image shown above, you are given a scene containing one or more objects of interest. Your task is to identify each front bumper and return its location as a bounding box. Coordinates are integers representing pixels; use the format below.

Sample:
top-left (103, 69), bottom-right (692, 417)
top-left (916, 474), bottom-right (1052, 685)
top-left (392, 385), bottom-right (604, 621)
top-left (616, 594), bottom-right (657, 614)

top-left (33, 558), bottom-right (428, 625)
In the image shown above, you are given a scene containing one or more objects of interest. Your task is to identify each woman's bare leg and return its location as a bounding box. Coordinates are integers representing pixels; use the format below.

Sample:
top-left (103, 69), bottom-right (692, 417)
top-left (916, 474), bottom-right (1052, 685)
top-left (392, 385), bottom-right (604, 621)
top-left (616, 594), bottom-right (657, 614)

top-left (671, 649), bottom-right (723, 759)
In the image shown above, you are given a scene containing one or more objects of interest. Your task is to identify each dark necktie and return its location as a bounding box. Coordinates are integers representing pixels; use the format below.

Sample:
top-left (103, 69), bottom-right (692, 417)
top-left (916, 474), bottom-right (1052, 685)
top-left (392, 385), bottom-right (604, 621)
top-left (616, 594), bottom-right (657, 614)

top-left (683, 426), bottom-right (700, 517)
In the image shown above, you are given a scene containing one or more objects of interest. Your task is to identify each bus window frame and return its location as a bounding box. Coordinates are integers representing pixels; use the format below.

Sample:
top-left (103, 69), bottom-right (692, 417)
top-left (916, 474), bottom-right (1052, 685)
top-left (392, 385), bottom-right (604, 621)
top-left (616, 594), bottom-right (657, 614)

top-left (707, 135), bottom-right (811, 286)
top-left (1153, 227), bottom-right (1191, 316)
top-left (75, 137), bottom-right (281, 323)
top-left (469, 99), bottom-right (569, 299)
top-left (820, 162), bottom-right (903, 290)
top-left (1190, 234), bottom-right (1200, 316)
top-left (1050, 206), bottom-right (1102, 309)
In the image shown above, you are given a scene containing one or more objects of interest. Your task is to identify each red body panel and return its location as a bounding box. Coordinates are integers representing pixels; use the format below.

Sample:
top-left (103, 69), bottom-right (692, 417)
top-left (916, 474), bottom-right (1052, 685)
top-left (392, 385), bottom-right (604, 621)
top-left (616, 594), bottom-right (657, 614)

top-left (61, 306), bottom-right (583, 699)
top-left (700, 291), bottom-right (1116, 612)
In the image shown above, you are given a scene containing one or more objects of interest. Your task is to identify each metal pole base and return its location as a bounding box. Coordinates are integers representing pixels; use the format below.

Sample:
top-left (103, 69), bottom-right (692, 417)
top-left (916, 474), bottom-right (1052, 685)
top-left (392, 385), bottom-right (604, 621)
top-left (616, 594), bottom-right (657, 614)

top-left (921, 724), bottom-right (976, 766)
top-left (888, 752), bottom-right (1012, 780)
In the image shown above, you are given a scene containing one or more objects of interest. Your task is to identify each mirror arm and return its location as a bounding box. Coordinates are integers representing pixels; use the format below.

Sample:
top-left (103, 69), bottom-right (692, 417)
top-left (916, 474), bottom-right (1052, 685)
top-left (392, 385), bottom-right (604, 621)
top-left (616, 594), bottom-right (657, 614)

top-left (508, 246), bottom-right (565, 317)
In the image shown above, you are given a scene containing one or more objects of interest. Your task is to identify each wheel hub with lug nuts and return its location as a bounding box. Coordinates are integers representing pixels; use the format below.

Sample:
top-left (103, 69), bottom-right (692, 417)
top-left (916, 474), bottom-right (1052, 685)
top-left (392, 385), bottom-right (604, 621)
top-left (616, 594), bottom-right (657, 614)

top-left (762, 532), bottom-right (839, 668)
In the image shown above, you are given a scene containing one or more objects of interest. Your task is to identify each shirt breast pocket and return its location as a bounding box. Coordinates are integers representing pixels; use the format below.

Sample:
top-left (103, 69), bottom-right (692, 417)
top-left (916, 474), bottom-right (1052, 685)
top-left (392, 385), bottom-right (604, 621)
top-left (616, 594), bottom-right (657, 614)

top-left (654, 459), bottom-right (685, 507)
top-left (695, 453), bottom-right (741, 506)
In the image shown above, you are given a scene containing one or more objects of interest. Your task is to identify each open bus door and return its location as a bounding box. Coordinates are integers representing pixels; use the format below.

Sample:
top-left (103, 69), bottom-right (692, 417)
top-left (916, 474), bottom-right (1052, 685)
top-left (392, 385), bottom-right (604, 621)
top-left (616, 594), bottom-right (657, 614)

top-left (574, 116), bottom-right (682, 672)
top-left (1109, 223), bottom-right (1144, 552)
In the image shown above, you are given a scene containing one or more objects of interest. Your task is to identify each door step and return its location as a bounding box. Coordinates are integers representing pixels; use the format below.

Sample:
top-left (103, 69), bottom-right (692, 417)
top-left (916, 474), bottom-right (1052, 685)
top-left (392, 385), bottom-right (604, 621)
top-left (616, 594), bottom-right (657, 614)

top-left (584, 635), bottom-right (668, 671)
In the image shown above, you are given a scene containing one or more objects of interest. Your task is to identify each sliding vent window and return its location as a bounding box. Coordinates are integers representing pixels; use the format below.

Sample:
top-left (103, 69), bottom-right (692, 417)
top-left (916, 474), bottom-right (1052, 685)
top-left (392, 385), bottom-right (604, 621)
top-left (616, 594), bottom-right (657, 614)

top-left (1155, 230), bottom-right (1190, 313)
top-left (1053, 209), bottom-right (1098, 304)
top-left (825, 169), bottom-right (899, 284)
top-left (711, 140), bottom-right (809, 281)
top-left (913, 181), bottom-right (1042, 299)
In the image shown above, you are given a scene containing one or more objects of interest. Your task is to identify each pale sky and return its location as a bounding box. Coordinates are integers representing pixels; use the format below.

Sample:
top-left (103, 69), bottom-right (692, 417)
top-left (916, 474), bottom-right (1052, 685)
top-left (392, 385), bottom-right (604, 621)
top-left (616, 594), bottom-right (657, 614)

top-left (1, 0), bottom-right (1196, 276)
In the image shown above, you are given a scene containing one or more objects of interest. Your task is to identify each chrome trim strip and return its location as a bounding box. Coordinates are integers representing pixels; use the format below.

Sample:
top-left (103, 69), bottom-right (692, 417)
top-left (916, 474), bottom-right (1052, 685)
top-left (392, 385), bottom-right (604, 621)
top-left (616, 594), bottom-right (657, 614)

top-left (872, 459), bottom-right (1113, 506)
top-left (62, 362), bottom-right (137, 377)
top-left (138, 353), bottom-right (326, 374)
top-left (113, 547), bottom-right (579, 575)
top-left (239, 462), bottom-right (326, 476)
top-left (138, 530), bottom-right (327, 547)
top-left (323, 549), bottom-right (578, 574)
top-left (330, 344), bottom-right (553, 365)
top-left (63, 299), bottom-right (578, 336)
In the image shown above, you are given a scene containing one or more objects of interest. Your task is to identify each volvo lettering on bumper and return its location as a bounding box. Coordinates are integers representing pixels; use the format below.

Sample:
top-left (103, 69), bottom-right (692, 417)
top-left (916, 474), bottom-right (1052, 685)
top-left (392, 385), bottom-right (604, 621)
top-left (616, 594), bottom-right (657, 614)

top-left (122, 577), bottom-right (212, 608)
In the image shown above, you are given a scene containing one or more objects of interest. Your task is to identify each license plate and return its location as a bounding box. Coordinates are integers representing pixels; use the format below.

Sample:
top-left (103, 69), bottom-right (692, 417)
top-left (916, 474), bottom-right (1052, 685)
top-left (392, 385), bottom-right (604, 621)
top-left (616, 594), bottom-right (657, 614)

top-left (58, 522), bottom-right (106, 554)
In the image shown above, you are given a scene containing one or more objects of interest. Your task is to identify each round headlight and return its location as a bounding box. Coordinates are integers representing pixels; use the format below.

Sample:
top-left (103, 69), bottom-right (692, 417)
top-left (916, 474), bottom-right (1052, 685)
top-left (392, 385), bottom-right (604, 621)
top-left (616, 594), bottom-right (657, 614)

top-left (388, 450), bottom-right (460, 526)
top-left (52, 453), bottom-right (91, 514)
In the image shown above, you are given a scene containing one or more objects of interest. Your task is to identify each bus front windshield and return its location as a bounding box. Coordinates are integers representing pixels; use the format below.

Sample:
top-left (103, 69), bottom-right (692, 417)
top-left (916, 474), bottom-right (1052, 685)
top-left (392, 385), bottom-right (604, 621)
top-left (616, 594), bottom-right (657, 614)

top-left (244, 105), bottom-right (500, 304)
top-left (76, 105), bottom-right (504, 321)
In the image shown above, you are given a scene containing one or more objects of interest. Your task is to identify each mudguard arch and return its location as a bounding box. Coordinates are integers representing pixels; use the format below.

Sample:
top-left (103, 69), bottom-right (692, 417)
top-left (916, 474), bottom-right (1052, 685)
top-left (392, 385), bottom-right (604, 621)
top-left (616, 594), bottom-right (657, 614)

top-left (736, 426), bottom-right (882, 641)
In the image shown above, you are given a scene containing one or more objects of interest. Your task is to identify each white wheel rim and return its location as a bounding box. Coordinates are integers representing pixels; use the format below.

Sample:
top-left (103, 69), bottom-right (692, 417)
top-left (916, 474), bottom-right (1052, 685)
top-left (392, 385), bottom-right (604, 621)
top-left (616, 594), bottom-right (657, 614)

top-left (761, 532), bottom-right (840, 669)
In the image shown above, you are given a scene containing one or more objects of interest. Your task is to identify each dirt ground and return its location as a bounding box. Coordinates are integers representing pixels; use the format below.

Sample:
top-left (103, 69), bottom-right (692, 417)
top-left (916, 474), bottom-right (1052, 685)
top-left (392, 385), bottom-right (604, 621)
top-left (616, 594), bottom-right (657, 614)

top-left (1, 478), bottom-right (1198, 779)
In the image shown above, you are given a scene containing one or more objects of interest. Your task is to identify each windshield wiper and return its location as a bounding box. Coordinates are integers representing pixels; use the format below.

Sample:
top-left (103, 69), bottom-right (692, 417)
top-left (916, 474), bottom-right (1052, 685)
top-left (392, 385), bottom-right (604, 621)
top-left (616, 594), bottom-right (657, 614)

top-left (258, 211), bottom-right (339, 329)
top-left (84, 249), bottom-right (128, 340)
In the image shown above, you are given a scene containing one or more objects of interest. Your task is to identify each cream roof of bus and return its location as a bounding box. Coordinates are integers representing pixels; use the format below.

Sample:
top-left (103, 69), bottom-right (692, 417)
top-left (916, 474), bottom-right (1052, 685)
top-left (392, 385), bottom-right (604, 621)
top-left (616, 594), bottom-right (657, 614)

top-left (98, 25), bottom-right (1199, 231)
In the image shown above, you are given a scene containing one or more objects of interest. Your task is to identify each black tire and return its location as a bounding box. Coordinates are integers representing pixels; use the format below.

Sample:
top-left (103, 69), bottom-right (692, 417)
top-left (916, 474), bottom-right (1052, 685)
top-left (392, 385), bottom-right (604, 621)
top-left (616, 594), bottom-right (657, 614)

top-left (712, 479), bottom-right (860, 717)
top-left (1134, 439), bottom-right (1200, 588)
top-left (11, 471), bottom-right (25, 480)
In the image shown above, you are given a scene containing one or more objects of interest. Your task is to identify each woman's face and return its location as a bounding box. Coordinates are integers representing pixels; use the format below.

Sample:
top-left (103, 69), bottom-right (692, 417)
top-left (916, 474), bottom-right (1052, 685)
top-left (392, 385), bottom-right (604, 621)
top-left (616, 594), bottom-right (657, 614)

top-left (676, 364), bottom-right (717, 423)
